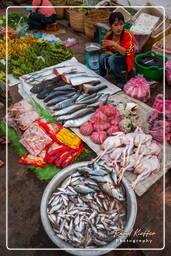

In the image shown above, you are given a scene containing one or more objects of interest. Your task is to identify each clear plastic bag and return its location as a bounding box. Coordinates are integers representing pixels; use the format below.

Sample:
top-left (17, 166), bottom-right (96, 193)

top-left (16, 17), bottom-right (29, 36)
top-left (124, 75), bottom-right (150, 102)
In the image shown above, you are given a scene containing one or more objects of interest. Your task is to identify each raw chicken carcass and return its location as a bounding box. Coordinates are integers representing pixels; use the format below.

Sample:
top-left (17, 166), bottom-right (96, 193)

top-left (138, 142), bottom-right (161, 156)
top-left (94, 132), bottom-right (125, 163)
top-left (131, 155), bottom-right (160, 189)
top-left (118, 154), bottom-right (140, 183)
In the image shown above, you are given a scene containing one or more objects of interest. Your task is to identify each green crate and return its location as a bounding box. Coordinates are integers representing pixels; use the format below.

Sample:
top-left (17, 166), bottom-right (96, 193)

top-left (135, 51), bottom-right (167, 81)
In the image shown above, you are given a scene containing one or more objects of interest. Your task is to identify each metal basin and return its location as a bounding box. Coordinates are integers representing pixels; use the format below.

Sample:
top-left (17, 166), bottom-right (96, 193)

top-left (40, 161), bottom-right (137, 256)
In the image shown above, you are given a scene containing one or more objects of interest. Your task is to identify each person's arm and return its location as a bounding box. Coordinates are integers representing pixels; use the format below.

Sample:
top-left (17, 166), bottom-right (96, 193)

top-left (102, 40), bottom-right (126, 55)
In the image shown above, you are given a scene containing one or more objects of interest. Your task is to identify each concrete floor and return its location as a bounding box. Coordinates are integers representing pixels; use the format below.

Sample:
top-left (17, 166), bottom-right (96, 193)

top-left (0, 6), bottom-right (171, 256)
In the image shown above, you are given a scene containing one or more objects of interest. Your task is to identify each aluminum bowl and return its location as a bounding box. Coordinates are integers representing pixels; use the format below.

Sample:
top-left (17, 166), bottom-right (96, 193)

top-left (40, 161), bottom-right (137, 256)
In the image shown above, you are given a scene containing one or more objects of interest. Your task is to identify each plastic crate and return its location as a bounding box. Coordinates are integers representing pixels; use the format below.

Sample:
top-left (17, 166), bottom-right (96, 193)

top-left (135, 51), bottom-right (167, 81)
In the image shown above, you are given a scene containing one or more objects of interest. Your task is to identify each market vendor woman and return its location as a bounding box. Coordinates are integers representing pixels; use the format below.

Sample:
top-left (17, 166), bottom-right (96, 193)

top-left (99, 12), bottom-right (134, 89)
top-left (28, 0), bottom-right (57, 30)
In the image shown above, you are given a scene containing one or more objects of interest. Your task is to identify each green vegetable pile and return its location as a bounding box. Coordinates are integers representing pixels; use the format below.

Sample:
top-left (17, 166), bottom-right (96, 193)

top-left (8, 40), bottom-right (73, 78)
top-left (0, 62), bottom-right (6, 82)
top-left (0, 13), bottom-right (28, 30)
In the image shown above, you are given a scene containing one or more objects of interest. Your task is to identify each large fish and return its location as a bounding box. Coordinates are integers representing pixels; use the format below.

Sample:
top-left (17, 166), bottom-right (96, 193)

top-left (76, 93), bottom-right (97, 103)
top-left (36, 84), bottom-right (62, 99)
top-left (54, 66), bottom-right (78, 76)
top-left (53, 93), bottom-right (80, 111)
top-left (46, 94), bottom-right (73, 107)
top-left (64, 113), bottom-right (93, 128)
top-left (76, 94), bottom-right (102, 105)
top-left (44, 89), bottom-right (75, 103)
top-left (29, 74), bottom-right (56, 85)
top-left (83, 84), bottom-right (107, 94)
top-left (62, 72), bottom-right (87, 83)
top-left (70, 76), bottom-right (100, 86)
top-left (86, 94), bottom-right (110, 108)
top-left (52, 103), bottom-right (87, 117)
top-left (56, 108), bottom-right (96, 121)
top-left (30, 81), bottom-right (46, 94)
top-left (30, 76), bottom-right (64, 94)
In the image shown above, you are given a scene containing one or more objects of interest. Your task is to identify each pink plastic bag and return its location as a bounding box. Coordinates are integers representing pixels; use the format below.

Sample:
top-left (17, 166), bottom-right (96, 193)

top-left (166, 60), bottom-right (171, 85)
top-left (152, 94), bottom-right (171, 113)
top-left (124, 75), bottom-right (150, 102)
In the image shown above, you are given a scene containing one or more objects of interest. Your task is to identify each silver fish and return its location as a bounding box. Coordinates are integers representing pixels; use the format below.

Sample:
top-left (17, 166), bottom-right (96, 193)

top-left (76, 93), bottom-right (97, 103)
top-left (62, 72), bottom-right (88, 83)
top-left (83, 84), bottom-right (107, 94)
top-left (53, 93), bottom-right (80, 111)
top-left (64, 113), bottom-right (93, 128)
top-left (70, 76), bottom-right (100, 86)
top-left (56, 108), bottom-right (95, 121)
top-left (52, 103), bottom-right (87, 117)
top-left (46, 95), bottom-right (69, 107)
top-left (76, 94), bottom-right (102, 105)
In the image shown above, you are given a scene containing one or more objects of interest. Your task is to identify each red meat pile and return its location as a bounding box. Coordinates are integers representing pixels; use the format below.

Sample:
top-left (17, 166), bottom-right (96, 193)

top-left (80, 102), bottom-right (120, 144)
top-left (148, 110), bottom-right (171, 144)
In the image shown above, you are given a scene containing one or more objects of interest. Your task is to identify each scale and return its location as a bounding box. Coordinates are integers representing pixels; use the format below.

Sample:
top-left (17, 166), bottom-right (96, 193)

top-left (85, 43), bottom-right (101, 73)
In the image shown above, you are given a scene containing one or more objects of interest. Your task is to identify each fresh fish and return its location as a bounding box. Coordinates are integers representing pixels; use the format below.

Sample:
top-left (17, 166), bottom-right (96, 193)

top-left (83, 84), bottom-right (108, 94)
top-left (44, 86), bottom-right (76, 102)
top-left (54, 66), bottom-right (78, 75)
top-left (86, 93), bottom-right (109, 108)
top-left (76, 94), bottom-right (102, 105)
top-left (46, 96), bottom-right (69, 107)
top-left (53, 93), bottom-right (80, 111)
top-left (64, 113), bottom-right (93, 128)
top-left (76, 93), bottom-right (97, 103)
top-left (36, 85), bottom-right (58, 99)
top-left (44, 90), bottom-right (71, 103)
top-left (29, 74), bottom-right (56, 85)
top-left (52, 104), bottom-right (87, 117)
top-left (70, 76), bottom-right (100, 86)
top-left (30, 81), bottom-right (46, 94)
top-left (51, 85), bottom-right (76, 93)
top-left (62, 72), bottom-right (87, 83)
top-left (56, 108), bottom-right (95, 121)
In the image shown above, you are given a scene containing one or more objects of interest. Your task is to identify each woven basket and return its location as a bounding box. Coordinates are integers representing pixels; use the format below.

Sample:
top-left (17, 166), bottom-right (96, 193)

top-left (65, 1), bottom-right (82, 21)
top-left (69, 9), bottom-right (86, 33)
top-left (84, 9), bottom-right (110, 40)
top-left (51, 0), bottom-right (66, 19)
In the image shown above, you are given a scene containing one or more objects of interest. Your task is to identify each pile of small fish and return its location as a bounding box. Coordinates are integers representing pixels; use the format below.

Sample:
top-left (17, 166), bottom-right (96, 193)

top-left (47, 162), bottom-right (127, 248)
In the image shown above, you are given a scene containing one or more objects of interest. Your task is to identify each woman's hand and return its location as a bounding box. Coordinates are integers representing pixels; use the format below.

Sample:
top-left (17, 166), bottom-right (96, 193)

top-left (102, 40), bottom-right (118, 48)
top-left (105, 51), bottom-right (114, 55)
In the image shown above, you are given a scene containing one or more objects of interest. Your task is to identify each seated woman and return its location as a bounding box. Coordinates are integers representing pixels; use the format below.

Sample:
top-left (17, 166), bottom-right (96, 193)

top-left (99, 12), bottom-right (134, 89)
top-left (28, 0), bottom-right (57, 30)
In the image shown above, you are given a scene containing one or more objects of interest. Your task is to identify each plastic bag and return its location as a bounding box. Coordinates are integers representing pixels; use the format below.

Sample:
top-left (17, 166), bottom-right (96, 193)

top-left (16, 111), bottom-right (40, 131)
top-left (166, 60), bottom-right (171, 86)
top-left (20, 121), bottom-right (52, 156)
top-left (19, 150), bottom-right (46, 167)
top-left (124, 75), bottom-right (150, 102)
top-left (16, 16), bottom-right (29, 36)
top-left (152, 94), bottom-right (171, 113)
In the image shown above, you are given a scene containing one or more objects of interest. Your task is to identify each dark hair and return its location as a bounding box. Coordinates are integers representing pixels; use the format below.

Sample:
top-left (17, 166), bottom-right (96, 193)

top-left (109, 12), bottom-right (125, 26)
